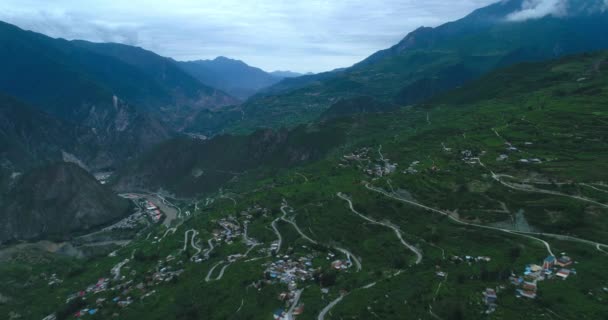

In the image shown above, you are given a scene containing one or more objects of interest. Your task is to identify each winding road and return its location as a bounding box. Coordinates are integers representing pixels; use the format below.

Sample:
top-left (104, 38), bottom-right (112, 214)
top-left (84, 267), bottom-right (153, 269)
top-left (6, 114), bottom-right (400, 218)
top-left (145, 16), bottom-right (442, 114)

top-left (338, 193), bottom-right (423, 265)
top-left (281, 203), bottom-right (362, 271)
top-left (318, 294), bottom-right (345, 320)
top-left (286, 288), bottom-right (304, 320)
top-left (205, 261), bottom-right (225, 282)
top-left (364, 183), bottom-right (608, 256)
top-left (271, 218), bottom-right (283, 253)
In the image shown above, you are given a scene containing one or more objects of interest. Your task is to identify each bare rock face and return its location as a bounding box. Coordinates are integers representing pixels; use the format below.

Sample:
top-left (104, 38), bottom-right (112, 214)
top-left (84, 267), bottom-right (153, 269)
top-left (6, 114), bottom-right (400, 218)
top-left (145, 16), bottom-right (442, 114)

top-left (0, 163), bottom-right (131, 244)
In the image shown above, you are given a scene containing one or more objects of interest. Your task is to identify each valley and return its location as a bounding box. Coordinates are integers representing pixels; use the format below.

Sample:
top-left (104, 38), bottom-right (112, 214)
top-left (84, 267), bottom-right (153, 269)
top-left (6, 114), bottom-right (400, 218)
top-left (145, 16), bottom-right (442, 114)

top-left (1, 1), bottom-right (608, 319)
top-left (2, 49), bottom-right (607, 319)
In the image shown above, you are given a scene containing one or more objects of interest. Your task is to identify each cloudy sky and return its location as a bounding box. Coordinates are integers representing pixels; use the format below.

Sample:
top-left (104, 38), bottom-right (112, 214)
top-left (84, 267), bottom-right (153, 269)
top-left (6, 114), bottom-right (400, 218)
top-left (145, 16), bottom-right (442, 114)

top-left (0, 0), bottom-right (501, 72)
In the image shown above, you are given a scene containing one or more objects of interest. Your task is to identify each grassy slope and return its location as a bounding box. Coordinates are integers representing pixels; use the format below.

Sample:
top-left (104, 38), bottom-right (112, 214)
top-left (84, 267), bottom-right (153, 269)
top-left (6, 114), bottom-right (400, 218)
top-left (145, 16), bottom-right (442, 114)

top-left (2, 52), bottom-right (608, 320)
top-left (225, 12), bottom-right (608, 134)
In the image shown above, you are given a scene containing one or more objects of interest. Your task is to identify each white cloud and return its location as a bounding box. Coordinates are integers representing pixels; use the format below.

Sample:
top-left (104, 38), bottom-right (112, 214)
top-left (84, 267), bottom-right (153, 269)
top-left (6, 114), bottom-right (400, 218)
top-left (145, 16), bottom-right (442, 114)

top-left (506, 0), bottom-right (568, 21)
top-left (0, 0), bottom-right (496, 72)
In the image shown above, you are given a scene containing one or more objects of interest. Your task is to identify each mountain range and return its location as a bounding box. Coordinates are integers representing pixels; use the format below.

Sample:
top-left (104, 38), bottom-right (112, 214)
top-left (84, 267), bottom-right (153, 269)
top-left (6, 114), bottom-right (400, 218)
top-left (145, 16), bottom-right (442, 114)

top-left (177, 57), bottom-right (304, 100)
top-left (1, 1), bottom-right (608, 318)
top-left (221, 0), bottom-right (608, 132)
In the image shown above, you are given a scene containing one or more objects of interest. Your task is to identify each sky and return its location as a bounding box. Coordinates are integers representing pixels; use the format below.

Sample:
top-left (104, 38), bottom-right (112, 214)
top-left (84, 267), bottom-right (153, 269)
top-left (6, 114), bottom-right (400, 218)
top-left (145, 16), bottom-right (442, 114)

top-left (0, 0), bottom-right (502, 73)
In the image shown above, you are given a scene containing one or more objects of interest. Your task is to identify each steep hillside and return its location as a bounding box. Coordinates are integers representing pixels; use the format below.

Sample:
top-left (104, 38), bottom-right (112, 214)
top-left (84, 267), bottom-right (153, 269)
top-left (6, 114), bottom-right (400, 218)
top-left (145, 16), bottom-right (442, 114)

top-left (112, 126), bottom-right (345, 196)
top-left (0, 92), bottom-right (171, 174)
top-left (225, 0), bottom-right (608, 132)
top-left (319, 96), bottom-right (400, 121)
top-left (0, 21), bottom-right (236, 132)
top-left (71, 41), bottom-right (237, 112)
top-left (178, 57), bottom-right (283, 99)
top-left (7, 51), bottom-right (608, 320)
top-left (0, 163), bottom-right (131, 243)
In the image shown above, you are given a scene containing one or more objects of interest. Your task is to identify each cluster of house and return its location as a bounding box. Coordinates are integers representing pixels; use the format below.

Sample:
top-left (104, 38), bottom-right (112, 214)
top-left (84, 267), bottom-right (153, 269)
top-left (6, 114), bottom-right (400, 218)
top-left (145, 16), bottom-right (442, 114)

top-left (154, 255), bottom-right (185, 283)
top-left (482, 288), bottom-right (499, 314)
top-left (327, 252), bottom-right (353, 271)
top-left (499, 141), bottom-right (542, 164)
top-left (62, 251), bottom-right (187, 318)
top-left (273, 302), bottom-right (305, 320)
top-left (240, 204), bottom-right (270, 218)
top-left (274, 289), bottom-right (305, 320)
top-left (518, 158), bottom-right (543, 164)
top-left (403, 160), bottom-right (421, 174)
top-left (264, 255), bottom-right (315, 284)
top-left (103, 210), bottom-right (147, 232)
top-left (43, 273), bottom-right (63, 287)
top-left (66, 278), bottom-right (111, 303)
top-left (339, 147), bottom-right (398, 177)
top-left (94, 171), bottom-right (112, 185)
top-left (264, 255), bottom-right (315, 320)
top-left (143, 200), bottom-right (163, 223)
top-left (450, 255), bottom-right (492, 264)
top-left (341, 148), bottom-right (371, 165)
top-left (365, 161), bottom-right (398, 178)
top-left (461, 150), bottom-right (486, 166)
top-left (213, 218), bottom-right (242, 244)
top-left (509, 255), bottom-right (576, 299)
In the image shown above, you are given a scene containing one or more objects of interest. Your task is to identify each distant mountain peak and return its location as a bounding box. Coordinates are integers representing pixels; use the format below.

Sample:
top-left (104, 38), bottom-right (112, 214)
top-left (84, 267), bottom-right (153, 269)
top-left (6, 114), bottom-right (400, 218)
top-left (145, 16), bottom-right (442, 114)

top-left (177, 57), bottom-right (305, 99)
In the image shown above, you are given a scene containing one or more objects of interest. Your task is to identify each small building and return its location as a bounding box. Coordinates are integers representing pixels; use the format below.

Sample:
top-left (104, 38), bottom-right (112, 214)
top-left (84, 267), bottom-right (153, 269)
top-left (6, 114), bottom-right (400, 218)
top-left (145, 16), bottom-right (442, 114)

top-left (522, 281), bottom-right (537, 291)
top-left (556, 256), bottom-right (573, 267)
top-left (509, 276), bottom-right (523, 286)
top-left (543, 256), bottom-right (555, 270)
top-left (556, 269), bottom-right (571, 280)
top-left (483, 288), bottom-right (497, 305)
top-left (529, 264), bottom-right (543, 273)
top-left (518, 289), bottom-right (537, 299)
top-left (497, 154), bottom-right (509, 161)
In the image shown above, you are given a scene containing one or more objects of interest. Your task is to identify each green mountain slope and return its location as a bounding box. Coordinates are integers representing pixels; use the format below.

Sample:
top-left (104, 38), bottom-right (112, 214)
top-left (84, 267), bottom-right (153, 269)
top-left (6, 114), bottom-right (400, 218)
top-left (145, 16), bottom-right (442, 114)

top-left (0, 91), bottom-right (171, 174)
top-left (224, 0), bottom-right (608, 133)
top-left (112, 126), bottom-right (345, 196)
top-left (0, 163), bottom-right (131, 243)
top-left (6, 51), bottom-right (607, 320)
top-left (0, 21), bottom-right (236, 130)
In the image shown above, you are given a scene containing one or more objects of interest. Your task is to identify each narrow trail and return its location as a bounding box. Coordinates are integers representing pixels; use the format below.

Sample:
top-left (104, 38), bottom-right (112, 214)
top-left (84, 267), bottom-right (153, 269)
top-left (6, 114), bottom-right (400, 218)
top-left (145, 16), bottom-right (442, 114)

top-left (281, 205), bottom-right (318, 245)
top-left (317, 280), bottom-right (378, 320)
top-left (281, 203), bottom-right (362, 271)
top-left (338, 193), bottom-right (423, 264)
top-left (581, 183), bottom-right (608, 194)
top-left (159, 227), bottom-right (176, 242)
top-left (474, 158), bottom-right (608, 209)
top-left (495, 177), bottom-right (608, 209)
top-left (364, 184), bottom-right (555, 257)
top-left (190, 231), bottom-right (202, 258)
top-left (111, 259), bottom-right (129, 281)
top-left (182, 229), bottom-right (196, 251)
top-left (236, 298), bottom-right (244, 313)
top-left (205, 261), bottom-right (224, 282)
top-left (336, 247), bottom-right (362, 272)
top-left (318, 295), bottom-right (345, 320)
top-left (295, 172), bottom-right (309, 183)
top-left (215, 263), bottom-right (231, 280)
top-left (271, 218), bottom-right (283, 253)
top-left (286, 289), bottom-right (304, 320)
top-left (204, 239), bottom-right (215, 258)
top-left (377, 145), bottom-right (386, 161)
top-left (220, 194), bottom-right (237, 206)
